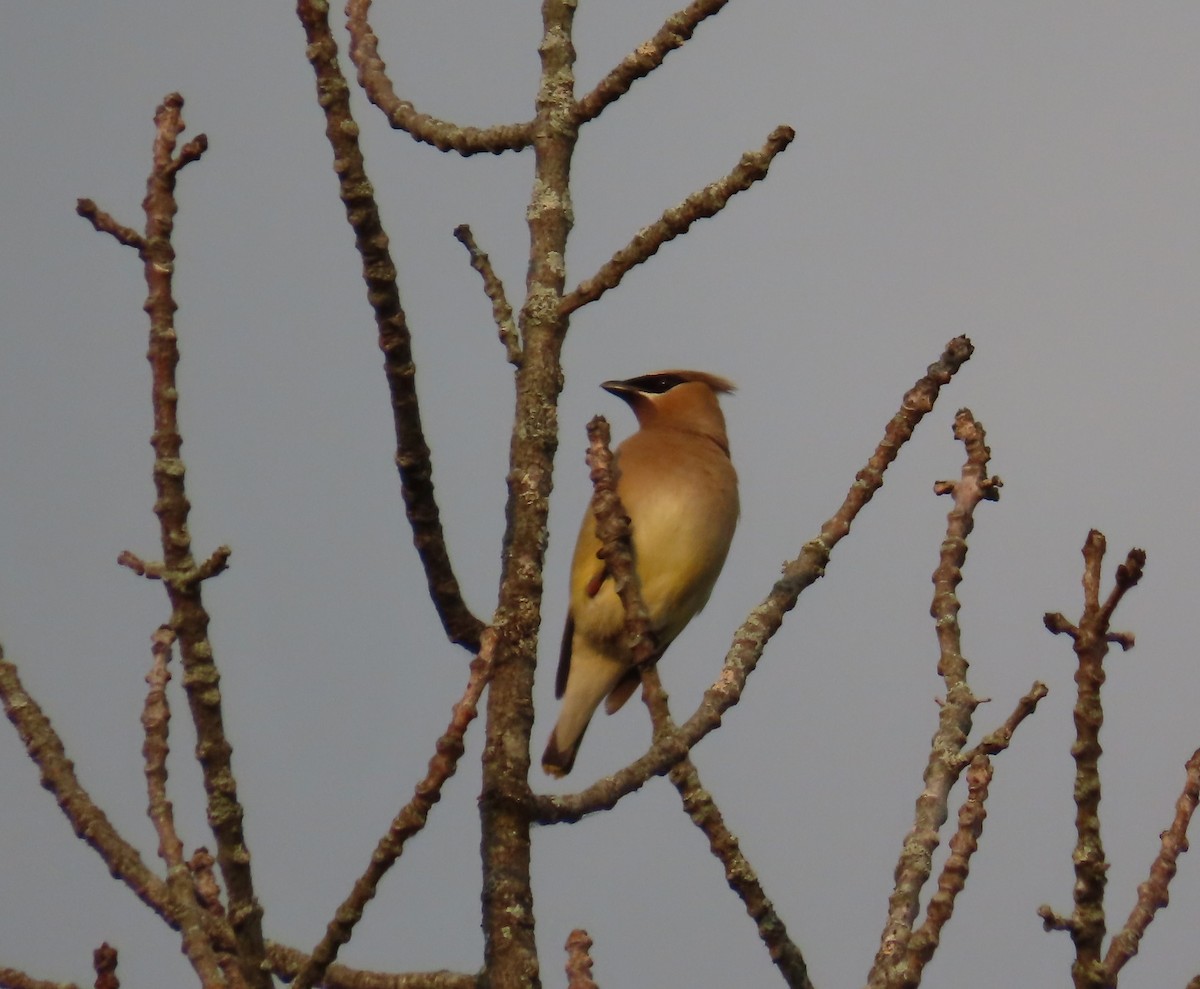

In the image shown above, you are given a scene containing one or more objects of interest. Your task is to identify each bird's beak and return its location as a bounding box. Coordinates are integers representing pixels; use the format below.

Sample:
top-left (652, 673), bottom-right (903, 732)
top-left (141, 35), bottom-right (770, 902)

top-left (601, 379), bottom-right (637, 398)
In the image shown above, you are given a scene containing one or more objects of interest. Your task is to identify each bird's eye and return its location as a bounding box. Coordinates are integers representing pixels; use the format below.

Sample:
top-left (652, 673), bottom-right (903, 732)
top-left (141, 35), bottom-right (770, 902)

top-left (629, 373), bottom-right (685, 394)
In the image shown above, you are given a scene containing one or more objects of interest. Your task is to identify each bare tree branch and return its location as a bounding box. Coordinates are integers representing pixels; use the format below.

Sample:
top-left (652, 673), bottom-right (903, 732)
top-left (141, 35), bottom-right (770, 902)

top-left (560, 126), bottom-right (795, 316)
top-left (344, 0), bottom-right (534, 154)
top-left (903, 755), bottom-right (993, 985)
top-left (1104, 747), bottom-right (1200, 978)
top-left (961, 681), bottom-right (1049, 764)
top-left (76, 198), bottom-right (146, 251)
top-left (563, 931), bottom-right (598, 989)
top-left (537, 336), bottom-right (976, 824)
top-left (296, 0), bottom-right (485, 652)
top-left (454, 225), bottom-right (522, 366)
top-left (118, 546), bottom-right (231, 585)
top-left (77, 92), bottom-right (269, 989)
top-left (1039, 532), bottom-right (1146, 989)
top-left (91, 946), bottom-right (118, 989)
top-left (268, 946), bottom-right (479, 989)
top-left (573, 0), bottom-right (730, 125)
top-left (0, 644), bottom-right (233, 944)
top-left (868, 408), bottom-right (1009, 989)
top-left (292, 635), bottom-right (496, 989)
top-left (141, 628), bottom-right (236, 989)
top-left (0, 973), bottom-right (76, 989)
top-left (473, 0), bottom-right (586, 983)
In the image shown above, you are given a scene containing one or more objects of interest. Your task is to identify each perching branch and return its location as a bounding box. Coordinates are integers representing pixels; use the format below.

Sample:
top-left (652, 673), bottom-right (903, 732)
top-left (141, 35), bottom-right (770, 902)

top-left (537, 335), bottom-right (976, 824)
top-left (570, 420), bottom-right (812, 988)
top-left (344, 0), bottom-right (534, 155)
top-left (581, 416), bottom-right (657, 666)
top-left (560, 126), bottom-right (795, 316)
top-left (296, 0), bottom-right (485, 652)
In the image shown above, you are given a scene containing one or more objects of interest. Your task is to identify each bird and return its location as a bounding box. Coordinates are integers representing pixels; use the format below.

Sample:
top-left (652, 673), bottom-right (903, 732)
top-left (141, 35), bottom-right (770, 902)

top-left (542, 370), bottom-right (739, 777)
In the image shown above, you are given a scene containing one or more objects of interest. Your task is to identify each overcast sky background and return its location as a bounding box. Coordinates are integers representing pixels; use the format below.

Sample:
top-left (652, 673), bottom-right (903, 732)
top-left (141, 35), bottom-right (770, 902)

top-left (3, 3), bottom-right (1200, 988)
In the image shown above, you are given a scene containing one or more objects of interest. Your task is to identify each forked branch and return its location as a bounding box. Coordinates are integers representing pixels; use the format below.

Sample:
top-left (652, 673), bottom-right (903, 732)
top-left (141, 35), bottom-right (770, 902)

top-left (78, 92), bottom-right (269, 989)
top-left (868, 409), bottom-right (1043, 989)
top-left (1040, 534), bottom-right (1152, 989)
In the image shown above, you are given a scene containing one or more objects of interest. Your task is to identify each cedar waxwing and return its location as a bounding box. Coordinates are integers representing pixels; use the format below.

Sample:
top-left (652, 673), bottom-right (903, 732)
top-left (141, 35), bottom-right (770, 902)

top-left (542, 370), bottom-right (739, 777)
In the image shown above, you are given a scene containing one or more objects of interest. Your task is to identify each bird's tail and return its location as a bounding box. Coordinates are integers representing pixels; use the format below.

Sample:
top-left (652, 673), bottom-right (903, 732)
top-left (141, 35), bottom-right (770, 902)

top-left (541, 722), bottom-right (587, 778)
top-left (542, 646), bottom-right (626, 777)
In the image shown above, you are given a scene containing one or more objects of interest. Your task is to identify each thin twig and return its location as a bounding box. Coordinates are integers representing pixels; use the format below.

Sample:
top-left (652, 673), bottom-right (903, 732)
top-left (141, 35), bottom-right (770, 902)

top-left (142, 627), bottom-right (235, 989)
top-left (903, 755), bottom-right (993, 984)
top-left (75, 199), bottom-right (146, 252)
top-left (291, 633), bottom-right (496, 989)
top-left (91, 946), bottom-right (118, 989)
top-left (344, 0), bottom-right (533, 155)
top-left (118, 546), bottom-right (231, 586)
top-left (564, 931), bottom-right (598, 989)
top-left (1039, 532), bottom-right (1146, 989)
top-left (296, 0), bottom-right (485, 651)
top-left (454, 225), bottom-right (521, 366)
top-left (961, 681), bottom-right (1050, 764)
top-left (560, 126), bottom-right (795, 316)
top-left (1103, 747), bottom-right (1200, 978)
top-left (867, 408), bottom-right (1005, 989)
top-left (537, 336), bottom-right (976, 824)
top-left (573, 0), bottom-right (730, 125)
top-left (0, 645), bottom-right (234, 943)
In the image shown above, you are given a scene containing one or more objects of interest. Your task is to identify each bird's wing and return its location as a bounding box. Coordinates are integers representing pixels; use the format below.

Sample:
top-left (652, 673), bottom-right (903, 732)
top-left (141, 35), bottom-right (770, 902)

top-left (555, 614), bottom-right (574, 698)
top-left (555, 559), bottom-right (609, 698)
top-left (603, 666), bottom-right (641, 714)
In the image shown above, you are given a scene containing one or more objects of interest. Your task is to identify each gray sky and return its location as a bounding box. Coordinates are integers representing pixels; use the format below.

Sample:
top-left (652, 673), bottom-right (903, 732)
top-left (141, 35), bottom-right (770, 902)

top-left (3, 3), bottom-right (1199, 987)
